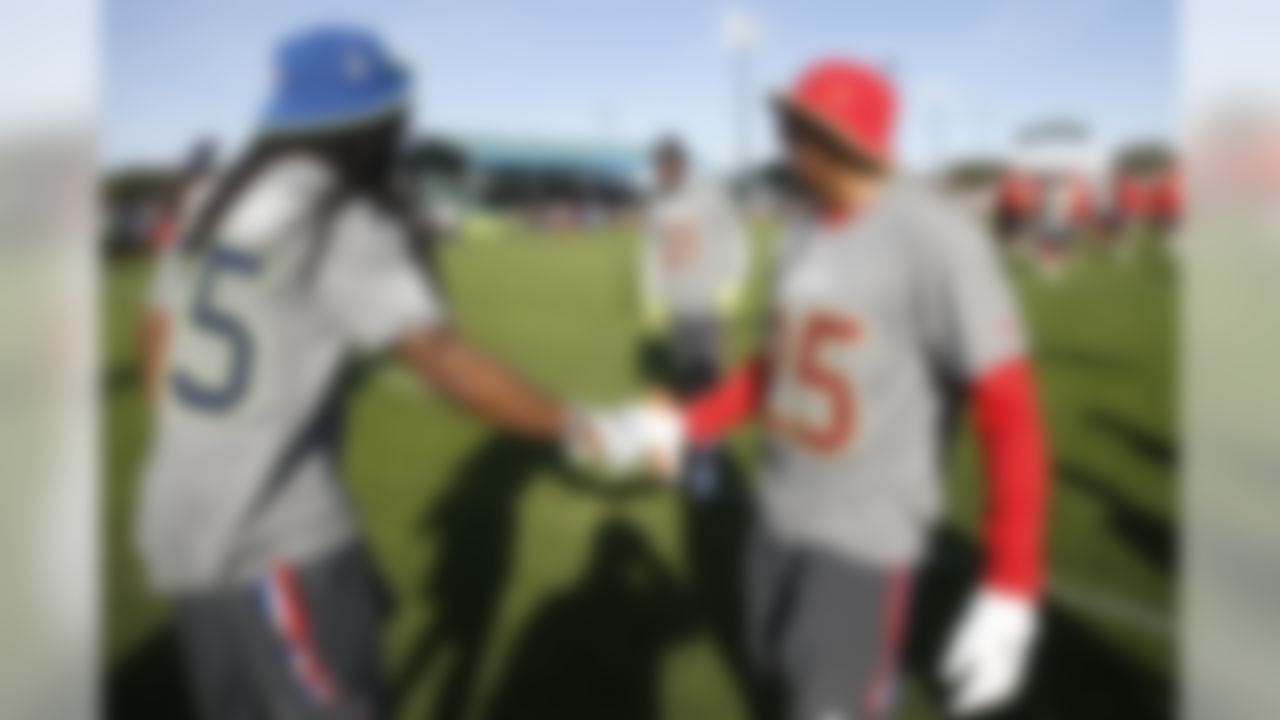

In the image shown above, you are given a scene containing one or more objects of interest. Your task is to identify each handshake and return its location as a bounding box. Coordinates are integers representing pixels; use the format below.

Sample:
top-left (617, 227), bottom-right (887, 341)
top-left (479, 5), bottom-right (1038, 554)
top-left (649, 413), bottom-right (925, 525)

top-left (565, 397), bottom-right (689, 481)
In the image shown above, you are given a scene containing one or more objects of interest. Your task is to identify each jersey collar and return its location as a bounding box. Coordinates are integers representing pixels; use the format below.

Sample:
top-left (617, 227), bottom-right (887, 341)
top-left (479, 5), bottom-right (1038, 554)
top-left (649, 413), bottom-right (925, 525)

top-left (820, 202), bottom-right (860, 230)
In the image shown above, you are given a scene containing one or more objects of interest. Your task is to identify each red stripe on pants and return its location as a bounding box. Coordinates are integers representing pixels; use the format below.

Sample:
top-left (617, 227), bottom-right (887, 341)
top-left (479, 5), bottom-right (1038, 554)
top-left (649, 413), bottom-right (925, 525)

top-left (862, 570), bottom-right (911, 718)
top-left (270, 563), bottom-right (339, 705)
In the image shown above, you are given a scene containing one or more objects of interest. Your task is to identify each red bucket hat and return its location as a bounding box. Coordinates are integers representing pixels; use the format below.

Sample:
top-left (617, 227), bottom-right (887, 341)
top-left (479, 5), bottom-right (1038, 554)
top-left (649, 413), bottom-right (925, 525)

top-left (775, 58), bottom-right (897, 169)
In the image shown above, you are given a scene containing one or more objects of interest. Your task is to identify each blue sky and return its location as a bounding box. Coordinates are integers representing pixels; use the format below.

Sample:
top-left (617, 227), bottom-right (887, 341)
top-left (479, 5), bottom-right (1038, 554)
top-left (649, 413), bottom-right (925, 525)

top-left (105, 0), bottom-right (1173, 171)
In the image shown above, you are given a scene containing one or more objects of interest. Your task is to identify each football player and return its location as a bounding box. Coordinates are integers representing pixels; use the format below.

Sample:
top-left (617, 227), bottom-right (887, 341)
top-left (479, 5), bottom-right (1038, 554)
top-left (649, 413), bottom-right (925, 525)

top-left (1033, 174), bottom-right (1076, 281)
top-left (638, 135), bottom-right (749, 498)
top-left (135, 26), bottom-right (631, 719)
top-left (600, 59), bottom-right (1049, 720)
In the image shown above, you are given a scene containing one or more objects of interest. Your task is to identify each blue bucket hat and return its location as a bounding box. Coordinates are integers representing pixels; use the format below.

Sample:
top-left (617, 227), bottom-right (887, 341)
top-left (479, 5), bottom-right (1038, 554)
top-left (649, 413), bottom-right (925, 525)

top-left (262, 25), bottom-right (410, 132)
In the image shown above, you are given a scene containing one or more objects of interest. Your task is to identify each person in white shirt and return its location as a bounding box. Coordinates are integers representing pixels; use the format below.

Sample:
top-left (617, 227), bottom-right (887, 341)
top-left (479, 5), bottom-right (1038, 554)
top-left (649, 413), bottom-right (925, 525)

top-left (638, 136), bottom-right (749, 498)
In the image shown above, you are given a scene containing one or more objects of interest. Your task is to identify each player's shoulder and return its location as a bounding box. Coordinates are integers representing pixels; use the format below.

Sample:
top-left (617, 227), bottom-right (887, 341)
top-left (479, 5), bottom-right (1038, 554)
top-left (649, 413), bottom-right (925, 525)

top-left (883, 176), bottom-right (965, 221)
top-left (220, 156), bottom-right (335, 250)
top-left (884, 176), bottom-right (988, 247)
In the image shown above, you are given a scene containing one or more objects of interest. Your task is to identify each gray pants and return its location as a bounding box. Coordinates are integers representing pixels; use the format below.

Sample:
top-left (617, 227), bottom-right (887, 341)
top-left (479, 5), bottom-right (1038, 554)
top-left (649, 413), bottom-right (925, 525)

top-left (174, 543), bottom-right (388, 720)
top-left (747, 522), bottom-right (913, 720)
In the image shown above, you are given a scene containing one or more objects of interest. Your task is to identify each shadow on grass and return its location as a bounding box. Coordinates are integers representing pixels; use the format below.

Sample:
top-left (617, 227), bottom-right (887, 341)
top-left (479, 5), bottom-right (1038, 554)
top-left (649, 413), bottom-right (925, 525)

top-left (483, 519), bottom-right (697, 720)
top-left (1034, 344), bottom-right (1135, 377)
top-left (1056, 459), bottom-right (1178, 576)
top-left (679, 450), bottom-right (756, 710)
top-left (1084, 408), bottom-right (1179, 472)
top-left (904, 526), bottom-right (1172, 720)
top-left (390, 434), bottom-right (558, 719)
top-left (106, 624), bottom-right (194, 719)
top-left (393, 430), bottom-right (756, 720)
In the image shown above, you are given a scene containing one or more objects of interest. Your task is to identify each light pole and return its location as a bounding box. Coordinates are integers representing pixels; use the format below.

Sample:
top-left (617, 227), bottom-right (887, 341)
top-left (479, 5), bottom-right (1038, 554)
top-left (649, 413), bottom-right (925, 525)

top-left (722, 8), bottom-right (761, 175)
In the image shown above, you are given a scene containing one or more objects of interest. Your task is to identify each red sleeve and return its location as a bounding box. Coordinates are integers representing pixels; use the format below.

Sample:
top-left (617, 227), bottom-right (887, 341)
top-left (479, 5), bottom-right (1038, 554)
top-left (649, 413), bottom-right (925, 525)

top-left (680, 355), bottom-right (769, 445)
top-left (972, 358), bottom-right (1048, 597)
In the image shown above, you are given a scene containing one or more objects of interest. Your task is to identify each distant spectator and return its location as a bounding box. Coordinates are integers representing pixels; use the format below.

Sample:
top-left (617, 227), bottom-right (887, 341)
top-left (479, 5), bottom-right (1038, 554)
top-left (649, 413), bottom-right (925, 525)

top-left (147, 139), bottom-right (218, 252)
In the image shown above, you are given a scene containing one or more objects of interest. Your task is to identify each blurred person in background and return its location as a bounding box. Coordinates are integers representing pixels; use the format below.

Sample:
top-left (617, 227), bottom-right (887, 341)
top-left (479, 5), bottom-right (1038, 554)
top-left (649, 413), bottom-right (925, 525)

top-left (1069, 176), bottom-right (1095, 260)
top-left (597, 58), bottom-right (1049, 720)
top-left (1149, 165), bottom-right (1183, 260)
top-left (135, 25), bottom-right (631, 719)
top-left (1108, 172), bottom-right (1148, 264)
top-left (1032, 174), bottom-right (1082, 282)
top-left (994, 171), bottom-right (1036, 250)
top-left (638, 135), bottom-right (749, 500)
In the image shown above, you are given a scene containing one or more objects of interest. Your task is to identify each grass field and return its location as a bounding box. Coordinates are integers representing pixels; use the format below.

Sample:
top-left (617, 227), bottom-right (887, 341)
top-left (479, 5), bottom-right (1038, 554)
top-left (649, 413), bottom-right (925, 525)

top-left (104, 225), bottom-right (1177, 719)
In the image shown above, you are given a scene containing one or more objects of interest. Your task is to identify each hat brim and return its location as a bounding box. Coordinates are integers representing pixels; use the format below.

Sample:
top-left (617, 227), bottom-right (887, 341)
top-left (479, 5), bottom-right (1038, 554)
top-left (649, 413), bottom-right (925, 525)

top-left (771, 91), bottom-right (886, 172)
top-left (262, 67), bottom-right (410, 134)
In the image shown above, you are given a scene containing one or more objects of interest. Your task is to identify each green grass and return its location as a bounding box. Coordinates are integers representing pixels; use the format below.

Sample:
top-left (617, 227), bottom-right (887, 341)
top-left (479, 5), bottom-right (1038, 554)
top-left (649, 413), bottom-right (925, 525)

top-left (104, 227), bottom-right (1176, 719)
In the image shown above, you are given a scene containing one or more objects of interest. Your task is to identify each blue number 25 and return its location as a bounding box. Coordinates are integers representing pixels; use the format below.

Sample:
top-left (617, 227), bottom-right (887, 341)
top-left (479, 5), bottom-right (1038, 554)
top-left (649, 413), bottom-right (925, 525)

top-left (171, 245), bottom-right (262, 412)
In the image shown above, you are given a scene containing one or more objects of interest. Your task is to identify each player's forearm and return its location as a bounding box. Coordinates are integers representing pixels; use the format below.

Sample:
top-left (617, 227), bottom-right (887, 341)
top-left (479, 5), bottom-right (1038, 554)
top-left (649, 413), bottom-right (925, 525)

top-left (680, 354), bottom-right (769, 444)
top-left (971, 358), bottom-right (1048, 597)
top-left (398, 327), bottom-right (567, 439)
top-left (140, 308), bottom-right (170, 407)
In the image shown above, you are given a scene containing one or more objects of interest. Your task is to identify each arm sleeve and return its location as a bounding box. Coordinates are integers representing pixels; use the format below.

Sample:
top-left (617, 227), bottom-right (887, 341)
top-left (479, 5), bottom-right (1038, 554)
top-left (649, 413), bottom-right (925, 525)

top-left (316, 206), bottom-right (447, 352)
top-left (680, 354), bottom-right (769, 445)
top-left (921, 207), bottom-right (1046, 597)
top-left (972, 358), bottom-right (1048, 596)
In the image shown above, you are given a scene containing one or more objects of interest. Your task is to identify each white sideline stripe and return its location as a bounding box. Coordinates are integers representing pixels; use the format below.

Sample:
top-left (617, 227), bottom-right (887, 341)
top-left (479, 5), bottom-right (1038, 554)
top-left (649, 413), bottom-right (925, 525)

top-left (1049, 575), bottom-right (1173, 641)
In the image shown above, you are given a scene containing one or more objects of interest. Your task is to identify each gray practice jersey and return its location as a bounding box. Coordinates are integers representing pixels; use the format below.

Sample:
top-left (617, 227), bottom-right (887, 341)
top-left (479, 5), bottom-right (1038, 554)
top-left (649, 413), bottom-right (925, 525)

top-left (641, 179), bottom-right (748, 316)
top-left (137, 156), bottom-right (445, 592)
top-left (760, 179), bottom-right (1025, 568)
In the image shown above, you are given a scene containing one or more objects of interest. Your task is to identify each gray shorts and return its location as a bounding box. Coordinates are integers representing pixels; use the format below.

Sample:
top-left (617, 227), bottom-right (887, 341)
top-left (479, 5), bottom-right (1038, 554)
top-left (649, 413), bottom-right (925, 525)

top-left (747, 522), bottom-right (913, 720)
top-left (173, 543), bottom-right (389, 720)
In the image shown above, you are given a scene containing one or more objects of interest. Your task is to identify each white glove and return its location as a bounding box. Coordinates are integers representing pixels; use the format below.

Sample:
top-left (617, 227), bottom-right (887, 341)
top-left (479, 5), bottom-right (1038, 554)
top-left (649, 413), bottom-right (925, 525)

top-left (940, 586), bottom-right (1039, 717)
top-left (624, 399), bottom-right (687, 480)
top-left (564, 407), bottom-right (651, 476)
top-left (564, 401), bottom-right (687, 480)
